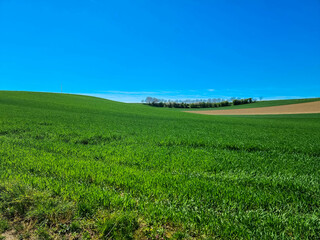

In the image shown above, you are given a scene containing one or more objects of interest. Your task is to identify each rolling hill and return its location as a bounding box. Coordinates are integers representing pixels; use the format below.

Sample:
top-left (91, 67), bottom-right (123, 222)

top-left (1, 91), bottom-right (320, 239)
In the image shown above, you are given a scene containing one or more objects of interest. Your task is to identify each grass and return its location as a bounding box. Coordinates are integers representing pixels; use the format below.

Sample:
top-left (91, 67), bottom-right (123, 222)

top-left (167, 97), bottom-right (320, 111)
top-left (0, 90), bottom-right (320, 239)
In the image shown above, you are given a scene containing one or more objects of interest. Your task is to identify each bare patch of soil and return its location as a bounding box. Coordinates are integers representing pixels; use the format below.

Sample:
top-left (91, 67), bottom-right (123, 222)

top-left (187, 101), bottom-right (320, 115)
top-left (2, 230), bottom-right (17, 240)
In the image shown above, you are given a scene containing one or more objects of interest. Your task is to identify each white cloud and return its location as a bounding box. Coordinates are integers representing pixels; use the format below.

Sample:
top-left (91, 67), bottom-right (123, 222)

top-left (100, 90), bottom-right (158, 95)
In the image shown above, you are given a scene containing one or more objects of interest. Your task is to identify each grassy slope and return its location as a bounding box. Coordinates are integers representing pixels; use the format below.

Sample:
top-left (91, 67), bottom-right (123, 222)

top-left (1, 91), bottom-right (320, 239)
top-left (166, 97), bottom-right (320, 111)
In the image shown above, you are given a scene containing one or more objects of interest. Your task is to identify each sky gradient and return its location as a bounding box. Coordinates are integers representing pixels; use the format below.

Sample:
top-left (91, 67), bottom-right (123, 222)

top-left (1, 0), bottom-right (319, 102)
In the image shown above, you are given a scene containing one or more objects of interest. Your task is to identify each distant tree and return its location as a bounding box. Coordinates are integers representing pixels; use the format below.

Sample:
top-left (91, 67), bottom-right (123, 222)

top-left (233, 99), bottom-right (241, 105)
top-left (145, 96), bottom-right (254, 108)
top-left (145, 97), bottom-right (153, 104)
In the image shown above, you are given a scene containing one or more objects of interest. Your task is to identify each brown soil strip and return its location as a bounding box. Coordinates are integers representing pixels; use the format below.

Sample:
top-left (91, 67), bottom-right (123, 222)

top-left (187, 101), bottom-right (320, 115)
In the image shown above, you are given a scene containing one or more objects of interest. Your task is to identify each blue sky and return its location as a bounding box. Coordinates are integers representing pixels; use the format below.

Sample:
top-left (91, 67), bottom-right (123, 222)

top-left (1, 0), bottom-right (319, 102)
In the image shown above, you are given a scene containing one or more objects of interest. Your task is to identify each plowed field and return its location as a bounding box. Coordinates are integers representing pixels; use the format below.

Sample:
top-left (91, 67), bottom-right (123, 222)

top-left (188, 101), bottom-right (320, 115)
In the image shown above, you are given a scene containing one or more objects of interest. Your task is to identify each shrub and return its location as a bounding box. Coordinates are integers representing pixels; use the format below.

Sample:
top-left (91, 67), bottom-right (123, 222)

top-left (0, 218), bottom-right (9, 233)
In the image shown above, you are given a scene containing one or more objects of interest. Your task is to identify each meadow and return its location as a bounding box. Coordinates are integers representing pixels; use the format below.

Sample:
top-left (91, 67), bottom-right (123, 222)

top-left (0, 91), bottom-right (320, 239)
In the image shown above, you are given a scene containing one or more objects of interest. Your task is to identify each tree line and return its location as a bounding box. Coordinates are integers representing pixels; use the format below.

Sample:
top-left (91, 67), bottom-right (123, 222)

top-left (142, 97), bottom-right (256, 108)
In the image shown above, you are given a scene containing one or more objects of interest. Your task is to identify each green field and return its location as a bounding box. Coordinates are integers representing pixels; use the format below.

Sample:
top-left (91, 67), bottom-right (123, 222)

top-left (168, 98), bottom-right (320, 111)
top-left (1, 91), bottom-right (320, 239)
